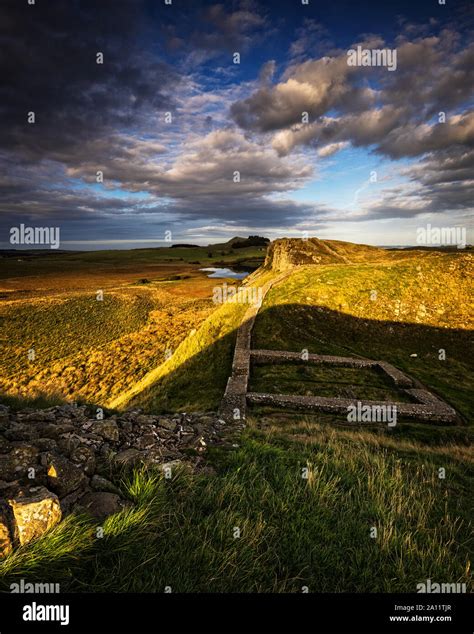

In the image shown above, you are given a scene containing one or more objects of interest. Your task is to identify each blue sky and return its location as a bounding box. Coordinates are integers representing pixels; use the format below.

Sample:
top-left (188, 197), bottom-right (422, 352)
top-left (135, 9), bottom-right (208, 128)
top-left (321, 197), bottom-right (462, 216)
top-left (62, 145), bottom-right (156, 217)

top-left (1, 0), bottom-right (473, 249)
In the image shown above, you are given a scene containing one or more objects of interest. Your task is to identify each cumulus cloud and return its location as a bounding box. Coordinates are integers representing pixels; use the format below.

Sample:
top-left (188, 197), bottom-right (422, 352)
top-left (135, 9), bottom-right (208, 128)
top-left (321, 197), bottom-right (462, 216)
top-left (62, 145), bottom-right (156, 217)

top-left (317, 142), bottom-right (349, 157)
top-left (231, 52), bottom-right (375, 132)
top-left (65, 128), bottom-right (313, 201)
top-left (1, 1), bottom-right (472, 243)
top-left (234, 34), bottom-right (474, 159)
top-left (192, 2), bottom-right (266, 53)
top-left (231, 24), bottom-right (473, 225)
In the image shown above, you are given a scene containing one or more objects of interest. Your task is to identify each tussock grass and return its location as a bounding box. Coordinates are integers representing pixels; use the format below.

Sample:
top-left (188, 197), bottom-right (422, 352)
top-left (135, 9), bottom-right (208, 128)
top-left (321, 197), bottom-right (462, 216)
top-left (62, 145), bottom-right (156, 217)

top-left (1, 427), bottom-right (471, 593)
top-left (0, 514), bottom-right (96, 588)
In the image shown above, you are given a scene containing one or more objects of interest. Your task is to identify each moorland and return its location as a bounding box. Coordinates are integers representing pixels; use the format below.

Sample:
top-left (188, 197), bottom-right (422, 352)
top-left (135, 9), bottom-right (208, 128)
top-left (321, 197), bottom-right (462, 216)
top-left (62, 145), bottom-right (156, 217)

top-left (0, 238), bottom-right (472, 593)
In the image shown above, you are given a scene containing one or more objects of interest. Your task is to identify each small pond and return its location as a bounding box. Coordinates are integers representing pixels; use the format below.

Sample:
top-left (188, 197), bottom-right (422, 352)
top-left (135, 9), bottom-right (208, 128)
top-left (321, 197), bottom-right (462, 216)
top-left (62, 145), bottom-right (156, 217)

top-left (200, 267), bottom-right (250, 280)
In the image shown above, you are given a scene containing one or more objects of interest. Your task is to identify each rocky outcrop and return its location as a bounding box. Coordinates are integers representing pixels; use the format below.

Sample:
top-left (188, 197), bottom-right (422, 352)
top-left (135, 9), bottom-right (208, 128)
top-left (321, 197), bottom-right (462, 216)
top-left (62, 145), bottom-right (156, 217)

top-left (0, 505), bottom-right (13, 556)
top-left (0, 403), bottom-right (228, 557)
top-left (264, 238), bottom-right (351, 272)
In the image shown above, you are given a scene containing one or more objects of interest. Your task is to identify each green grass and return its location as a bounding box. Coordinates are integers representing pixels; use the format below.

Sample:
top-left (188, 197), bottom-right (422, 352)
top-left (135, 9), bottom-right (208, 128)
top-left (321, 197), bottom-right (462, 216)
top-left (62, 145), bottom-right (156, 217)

top-left (0, 245), bottom-right (265, 281)
top-left (251, 261), bottom-right (473, 422)
top-left (120, 268), bottom-right (278, 411)
top-left (0, 246), bottom-right (471, 593)
top-left (124, 299), bottom-right (249, 412)
top-left (249, 364), bottom-right (415, 402)
top-left (0, 425), bottom-right (471, 592)
top-left (0, 393), bottom-right (67, 411)
top-left (0, 292), bottom-right (154, 374)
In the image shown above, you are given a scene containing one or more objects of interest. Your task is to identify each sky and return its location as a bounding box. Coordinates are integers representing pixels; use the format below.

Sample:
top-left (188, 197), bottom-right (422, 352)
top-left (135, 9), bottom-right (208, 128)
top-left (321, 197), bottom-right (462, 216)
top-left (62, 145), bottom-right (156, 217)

top-left (0, 0), bottom-right (473, 249)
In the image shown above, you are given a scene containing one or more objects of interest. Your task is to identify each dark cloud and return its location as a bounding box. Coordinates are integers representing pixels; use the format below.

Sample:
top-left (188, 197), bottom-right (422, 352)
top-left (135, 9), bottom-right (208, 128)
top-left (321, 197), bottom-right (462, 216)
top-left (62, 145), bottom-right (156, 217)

top-left (233, 34), bottom-right (474, 159)
top-left (231, 53), bottom-right (376, 132)
top-left (190, 2), bottom-right (265, 54)
top-left (1, 1), bottom-right (472, 243)
top-left (0, 0), bottom-right (179, 162)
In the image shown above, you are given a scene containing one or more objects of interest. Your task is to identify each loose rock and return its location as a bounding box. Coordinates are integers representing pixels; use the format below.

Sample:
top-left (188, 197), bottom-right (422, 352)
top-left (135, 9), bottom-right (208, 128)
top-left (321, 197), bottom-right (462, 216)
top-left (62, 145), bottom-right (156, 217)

top-left (0, 403), bottom-right (231, 555)
top-left (78, 492), bottom-right (131, 521)
top-left (8, 487), bottom-right (61, 547)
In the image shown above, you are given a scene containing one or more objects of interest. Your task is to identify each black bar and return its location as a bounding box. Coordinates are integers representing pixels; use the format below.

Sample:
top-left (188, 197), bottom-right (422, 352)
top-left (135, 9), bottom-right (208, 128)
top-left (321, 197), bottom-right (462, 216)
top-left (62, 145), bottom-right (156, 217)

top-left (0, 593), bottom-right (472, 634)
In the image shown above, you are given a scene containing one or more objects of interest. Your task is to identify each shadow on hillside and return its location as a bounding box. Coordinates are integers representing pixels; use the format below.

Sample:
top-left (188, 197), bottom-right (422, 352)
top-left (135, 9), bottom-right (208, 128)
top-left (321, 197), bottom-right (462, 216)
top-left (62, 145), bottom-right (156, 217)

top-left (124, 303), bottom-right (473, 422)
top-left (1, 303), bottom-right (472, 425)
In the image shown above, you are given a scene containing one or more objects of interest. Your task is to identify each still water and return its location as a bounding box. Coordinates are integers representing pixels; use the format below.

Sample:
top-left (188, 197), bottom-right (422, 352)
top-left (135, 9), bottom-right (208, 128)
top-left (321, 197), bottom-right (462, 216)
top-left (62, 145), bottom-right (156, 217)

top-left (200, 267), bottom-right (250, 280)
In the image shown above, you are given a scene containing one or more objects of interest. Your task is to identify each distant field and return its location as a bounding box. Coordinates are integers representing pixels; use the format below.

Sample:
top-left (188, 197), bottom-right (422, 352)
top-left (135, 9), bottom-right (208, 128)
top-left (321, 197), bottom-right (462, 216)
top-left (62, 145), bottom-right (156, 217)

top-left (0, 244), bottom-right (265, 300)
top-left (0, 244), bottom-right (265, 405)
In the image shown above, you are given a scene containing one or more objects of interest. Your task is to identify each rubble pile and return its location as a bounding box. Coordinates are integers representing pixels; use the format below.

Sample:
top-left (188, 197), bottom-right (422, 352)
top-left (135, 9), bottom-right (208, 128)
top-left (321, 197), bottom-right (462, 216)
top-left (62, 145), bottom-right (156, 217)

top-left (0, 403), bottom-right (228, 556)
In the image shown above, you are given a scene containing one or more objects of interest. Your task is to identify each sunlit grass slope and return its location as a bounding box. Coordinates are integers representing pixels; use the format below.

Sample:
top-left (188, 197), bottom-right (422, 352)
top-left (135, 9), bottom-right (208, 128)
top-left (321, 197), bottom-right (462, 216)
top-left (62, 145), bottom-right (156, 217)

top-left (114, 269), bottom-right (277, 412)
top-left (0, 422), bottom-right (471, 592)
top-left (0, 287), bottom-right (214, 405)
top-left (253, 253), bottom-right (473, 421)
top-left (0, 245), bottom-right (471, 593)
top-left (126, 250), bottom-right (472, 418)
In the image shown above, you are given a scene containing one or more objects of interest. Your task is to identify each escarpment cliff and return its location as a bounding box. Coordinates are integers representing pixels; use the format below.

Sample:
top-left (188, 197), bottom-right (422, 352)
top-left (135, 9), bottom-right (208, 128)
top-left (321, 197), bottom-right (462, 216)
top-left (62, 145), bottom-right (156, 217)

top-left (264, 238), bottom-right (385, 271)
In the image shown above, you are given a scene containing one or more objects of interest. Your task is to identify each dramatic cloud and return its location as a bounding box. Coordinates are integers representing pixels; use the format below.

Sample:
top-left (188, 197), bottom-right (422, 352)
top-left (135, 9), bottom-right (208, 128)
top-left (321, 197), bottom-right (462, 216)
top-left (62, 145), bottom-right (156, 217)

top-left (317, 142), bottom-right (349, 158)
top-left (60, 128), bottom-right (311, 198)
top-left (236, 34), bottom-right (474, 159)
top-left (0, 0), bottom-right (472, 246)
top-left (231, 52), bottom-right (376, 132)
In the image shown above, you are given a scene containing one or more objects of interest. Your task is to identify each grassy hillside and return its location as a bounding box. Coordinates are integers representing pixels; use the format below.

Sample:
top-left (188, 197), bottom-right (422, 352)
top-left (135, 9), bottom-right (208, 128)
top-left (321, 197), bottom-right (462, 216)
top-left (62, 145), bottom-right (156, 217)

top-left (252, 253), bottom-right (473, 423)
top-left (0, 242), bottom-right (265, 406)
top-left (0, 286), bottom-right (215, 405)
top-left (0, 240), bottom-right (472, 593)
top-left (1, 421), bottom-right (471, 593)
top-left (125, 249), bottom-right (472, 419)
top-left (113, 269), bottom-right (277, 411)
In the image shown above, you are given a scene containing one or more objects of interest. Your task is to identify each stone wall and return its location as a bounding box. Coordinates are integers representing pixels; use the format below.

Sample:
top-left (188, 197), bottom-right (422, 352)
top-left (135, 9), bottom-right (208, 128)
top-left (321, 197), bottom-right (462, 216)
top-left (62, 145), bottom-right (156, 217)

top-left (0, 403), bottom-right (228, 557)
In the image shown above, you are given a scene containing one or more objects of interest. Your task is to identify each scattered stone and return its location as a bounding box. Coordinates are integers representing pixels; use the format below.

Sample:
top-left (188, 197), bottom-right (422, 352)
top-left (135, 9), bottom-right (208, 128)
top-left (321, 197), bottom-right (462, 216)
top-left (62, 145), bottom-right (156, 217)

top-left (0, 444), bottom-right (38, 481)
top-left (39, 423), bottom-right (75, 440)
top-left (119, 420), bottom-right (133, 433)
top-left (157, 418), bottom-right (177, 431)
top-left (114, 448), bottom-right (143, 467)
top-left (8, 487), bottom-right (61, 546)
top-left (4, 423), bottom-right (38, 442)
top-left (78, 492), bottom-right (131, 521)
top-left (0, 404), bottom-right (229, 555)
top-left (92, 420), bottom-right (119, 443)
top-left (45, 454), bottom-right (86, 497)
top-left (141, 447), bottom-right (165, 466)
top-left (32, 438), bottom-right (58, 452)
top-left (133, 433), bottom-right (158, 450)
top-left (59, 487), bottom-right (87, 515)
top-left (70, 445), bottom-right (96, 475)
top-left (57, 432), bottom-right (83, 455)
top-left (0, 479), bottom-right (21, 497)
top-left (90, 475), bottom-right (121, 495)
top-left (0, 505), bottom-right (13, 557)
